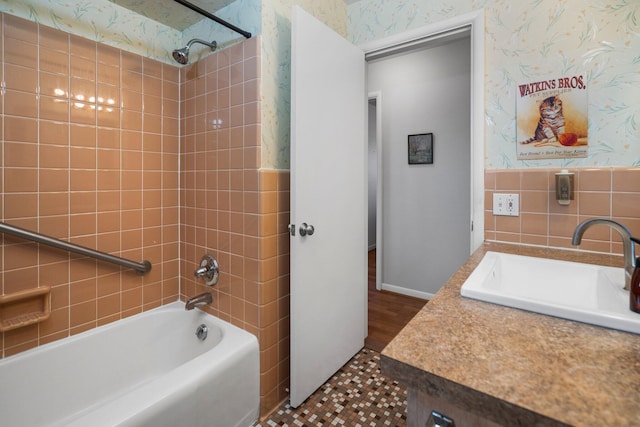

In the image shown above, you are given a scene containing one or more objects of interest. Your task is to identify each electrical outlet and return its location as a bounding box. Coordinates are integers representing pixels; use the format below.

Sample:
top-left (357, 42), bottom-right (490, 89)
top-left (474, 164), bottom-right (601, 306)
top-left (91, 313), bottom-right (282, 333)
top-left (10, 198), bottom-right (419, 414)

top-left (493, 193), bottom-right (519, 216)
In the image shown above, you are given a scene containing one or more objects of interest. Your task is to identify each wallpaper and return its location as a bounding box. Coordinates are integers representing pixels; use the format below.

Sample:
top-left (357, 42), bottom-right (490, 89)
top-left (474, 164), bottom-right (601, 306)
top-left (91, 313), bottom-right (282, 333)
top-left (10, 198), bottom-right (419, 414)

top-left (349, 0), bottom-right (640, 169)
top-left (1, 0), bottom-right (261, 64)
top-left (109, 0), bottom-right (237, 31)
top-left (181, 0), bottom-right (261, 57)
top-left (0, 0), bottom-right (181, 62)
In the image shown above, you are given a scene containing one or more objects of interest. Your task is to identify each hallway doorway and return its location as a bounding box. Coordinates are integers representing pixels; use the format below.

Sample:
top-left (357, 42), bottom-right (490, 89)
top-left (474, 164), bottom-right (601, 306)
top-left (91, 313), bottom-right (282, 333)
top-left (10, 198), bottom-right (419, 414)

top-left (367, 34), bottom-right (472, 301)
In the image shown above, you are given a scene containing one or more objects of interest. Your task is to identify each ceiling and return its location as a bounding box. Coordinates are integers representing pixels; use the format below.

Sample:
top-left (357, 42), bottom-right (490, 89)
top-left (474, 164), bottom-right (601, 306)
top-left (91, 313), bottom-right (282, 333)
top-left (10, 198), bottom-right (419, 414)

top-left (108, 0), bottom-right (237, 31)
top-left (109, 0), bottom-right (359, 31)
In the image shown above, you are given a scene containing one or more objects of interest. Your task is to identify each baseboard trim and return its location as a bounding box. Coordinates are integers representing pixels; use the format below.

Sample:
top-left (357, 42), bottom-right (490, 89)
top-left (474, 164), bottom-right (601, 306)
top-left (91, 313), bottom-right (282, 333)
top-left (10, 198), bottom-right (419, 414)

top-left (381, 283), bottom-right (433, 300)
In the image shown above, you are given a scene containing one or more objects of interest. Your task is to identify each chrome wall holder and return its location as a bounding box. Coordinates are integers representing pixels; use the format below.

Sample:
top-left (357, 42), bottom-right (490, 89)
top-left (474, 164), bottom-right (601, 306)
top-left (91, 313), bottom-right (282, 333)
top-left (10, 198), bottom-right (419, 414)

top-left (555, 169), bottom-right (574, 205)
top-left (194, 254), bottom-right (220, 286)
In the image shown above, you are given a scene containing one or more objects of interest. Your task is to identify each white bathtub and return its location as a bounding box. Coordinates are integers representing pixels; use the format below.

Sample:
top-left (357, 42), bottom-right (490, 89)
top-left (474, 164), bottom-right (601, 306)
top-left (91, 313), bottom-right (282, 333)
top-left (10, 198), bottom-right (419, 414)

top-left (0, 301), bottom-right (259, 427)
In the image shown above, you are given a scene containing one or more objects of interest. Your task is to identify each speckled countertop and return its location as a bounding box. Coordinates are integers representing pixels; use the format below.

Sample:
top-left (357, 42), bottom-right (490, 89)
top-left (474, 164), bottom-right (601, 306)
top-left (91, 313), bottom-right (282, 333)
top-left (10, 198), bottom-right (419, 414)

top-left (381, 242), bottom-right (640, 427)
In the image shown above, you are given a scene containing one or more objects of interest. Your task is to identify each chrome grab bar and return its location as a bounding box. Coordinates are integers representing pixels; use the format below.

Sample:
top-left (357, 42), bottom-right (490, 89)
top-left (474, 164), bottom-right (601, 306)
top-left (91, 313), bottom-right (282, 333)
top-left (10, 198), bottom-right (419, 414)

top-left (0, 222), bottom-right (152, 274)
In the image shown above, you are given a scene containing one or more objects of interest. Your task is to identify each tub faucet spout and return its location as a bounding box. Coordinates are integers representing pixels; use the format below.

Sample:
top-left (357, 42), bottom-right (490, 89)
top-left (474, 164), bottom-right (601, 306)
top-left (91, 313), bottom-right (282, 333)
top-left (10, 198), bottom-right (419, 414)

top-left (185, 292), bottom-right (213, 310)
top-left (572, 218), bottom-right (636, 290)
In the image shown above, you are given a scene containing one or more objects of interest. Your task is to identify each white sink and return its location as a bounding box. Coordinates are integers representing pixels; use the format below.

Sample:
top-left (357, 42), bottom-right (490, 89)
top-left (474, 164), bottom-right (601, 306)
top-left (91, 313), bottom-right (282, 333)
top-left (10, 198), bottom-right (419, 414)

top-left (460, 251), bottom-right (640, 334)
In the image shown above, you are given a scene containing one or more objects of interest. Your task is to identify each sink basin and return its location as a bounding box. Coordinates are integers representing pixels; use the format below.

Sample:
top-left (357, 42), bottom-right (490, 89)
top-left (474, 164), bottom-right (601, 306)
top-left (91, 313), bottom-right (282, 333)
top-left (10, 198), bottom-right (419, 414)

top-left (460, 251), bottom-right (640, 334)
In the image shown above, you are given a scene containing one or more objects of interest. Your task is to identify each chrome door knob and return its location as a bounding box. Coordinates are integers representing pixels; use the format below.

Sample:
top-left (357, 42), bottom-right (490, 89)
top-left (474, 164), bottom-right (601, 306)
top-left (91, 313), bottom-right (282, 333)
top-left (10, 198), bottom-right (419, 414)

top-left (299, 223), bottom-right (315, 236)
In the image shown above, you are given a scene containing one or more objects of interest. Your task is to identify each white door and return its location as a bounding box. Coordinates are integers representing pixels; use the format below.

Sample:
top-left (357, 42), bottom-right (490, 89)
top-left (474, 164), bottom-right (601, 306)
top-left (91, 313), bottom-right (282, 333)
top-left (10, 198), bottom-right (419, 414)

top-left (290, 6), bottom-right (367, 408)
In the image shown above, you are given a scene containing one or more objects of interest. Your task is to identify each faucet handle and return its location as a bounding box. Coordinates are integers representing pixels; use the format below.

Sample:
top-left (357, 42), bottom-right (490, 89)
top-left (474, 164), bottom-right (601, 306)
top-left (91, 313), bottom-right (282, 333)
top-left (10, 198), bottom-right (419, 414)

top-left (194, 254), bottom-right (219, 286)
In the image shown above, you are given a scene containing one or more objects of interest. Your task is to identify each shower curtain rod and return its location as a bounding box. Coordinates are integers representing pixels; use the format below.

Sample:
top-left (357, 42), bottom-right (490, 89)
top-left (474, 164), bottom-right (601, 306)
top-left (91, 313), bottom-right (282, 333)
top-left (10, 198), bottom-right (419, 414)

top-left (173, 0), bottom-right (252, 39)
top-left (0, 222), bottom-right (152, 274)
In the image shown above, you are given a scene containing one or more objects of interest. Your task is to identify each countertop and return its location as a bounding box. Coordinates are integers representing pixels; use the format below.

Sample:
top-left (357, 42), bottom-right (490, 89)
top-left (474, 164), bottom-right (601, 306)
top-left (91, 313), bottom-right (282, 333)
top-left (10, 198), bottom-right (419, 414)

top-left (381, 242), bottom-right (640, 426)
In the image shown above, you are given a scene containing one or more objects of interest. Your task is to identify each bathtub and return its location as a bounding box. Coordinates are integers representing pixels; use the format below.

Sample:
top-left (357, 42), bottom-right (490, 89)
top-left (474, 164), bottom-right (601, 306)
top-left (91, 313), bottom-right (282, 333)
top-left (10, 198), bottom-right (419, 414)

top-left (0, 301), bottom-right (259, 427)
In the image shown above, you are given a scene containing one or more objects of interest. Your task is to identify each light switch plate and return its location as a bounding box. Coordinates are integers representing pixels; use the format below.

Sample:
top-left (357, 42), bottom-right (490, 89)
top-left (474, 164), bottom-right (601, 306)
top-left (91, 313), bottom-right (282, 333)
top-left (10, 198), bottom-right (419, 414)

top-left (493, 193), bottom-right (519, 216)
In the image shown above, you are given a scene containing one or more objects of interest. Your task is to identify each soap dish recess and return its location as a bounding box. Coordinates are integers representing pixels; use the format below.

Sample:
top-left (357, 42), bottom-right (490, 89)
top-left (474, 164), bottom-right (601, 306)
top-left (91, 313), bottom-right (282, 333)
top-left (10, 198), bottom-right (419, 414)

top-left (0, 286), bottom-right (51, 332)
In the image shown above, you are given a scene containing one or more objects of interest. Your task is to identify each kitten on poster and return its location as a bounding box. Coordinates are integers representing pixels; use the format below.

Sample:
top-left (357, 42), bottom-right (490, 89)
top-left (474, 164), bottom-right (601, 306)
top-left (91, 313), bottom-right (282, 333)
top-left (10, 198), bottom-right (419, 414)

top-left (516, 74), bottom-right (588, 160)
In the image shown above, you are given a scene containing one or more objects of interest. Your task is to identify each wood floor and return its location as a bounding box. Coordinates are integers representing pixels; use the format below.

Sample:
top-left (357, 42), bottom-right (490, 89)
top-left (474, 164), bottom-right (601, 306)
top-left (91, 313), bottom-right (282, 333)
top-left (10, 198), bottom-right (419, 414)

top-left (365, 250), bottom-right (428, 352)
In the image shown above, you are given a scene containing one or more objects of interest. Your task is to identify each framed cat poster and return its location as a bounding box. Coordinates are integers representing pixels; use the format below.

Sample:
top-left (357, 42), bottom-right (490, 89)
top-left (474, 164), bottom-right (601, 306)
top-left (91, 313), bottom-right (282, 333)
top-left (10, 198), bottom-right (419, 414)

top-left (516, 74), bottom-right (588, 160)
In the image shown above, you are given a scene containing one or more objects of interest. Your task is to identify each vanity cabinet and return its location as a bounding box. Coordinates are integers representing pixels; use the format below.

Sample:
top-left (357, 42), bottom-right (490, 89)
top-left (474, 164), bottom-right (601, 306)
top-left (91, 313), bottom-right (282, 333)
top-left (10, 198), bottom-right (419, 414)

top-left (381, 242), bottom-right (640, 427)
top-left (407, 388), bottom-right (501, 427)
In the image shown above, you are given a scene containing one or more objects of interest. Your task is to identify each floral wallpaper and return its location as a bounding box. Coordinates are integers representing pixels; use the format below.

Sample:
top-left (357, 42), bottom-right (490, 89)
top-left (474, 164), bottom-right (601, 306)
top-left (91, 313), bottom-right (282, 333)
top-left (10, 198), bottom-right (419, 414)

top-left (1, 0), bottom-right (181, 62)
top-left (181, 0), bottom-right (261, 57)
top-left (2, 0), bottom-right (261, 63)
top-left (348, 0), bottom-right (640, 169)
top-left (110, 0), bottom-right (237, 31)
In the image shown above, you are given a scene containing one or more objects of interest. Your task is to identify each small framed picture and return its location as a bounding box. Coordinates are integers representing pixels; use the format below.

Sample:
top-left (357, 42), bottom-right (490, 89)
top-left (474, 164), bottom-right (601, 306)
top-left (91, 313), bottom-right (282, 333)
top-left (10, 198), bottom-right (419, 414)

top-left (408, 133), bottom-right (433, 164)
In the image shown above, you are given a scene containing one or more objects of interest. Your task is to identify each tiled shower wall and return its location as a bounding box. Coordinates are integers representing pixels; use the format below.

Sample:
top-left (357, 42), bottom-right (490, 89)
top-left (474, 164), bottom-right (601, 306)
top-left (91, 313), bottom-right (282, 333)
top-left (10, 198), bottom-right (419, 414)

top-left (178, 37), bottom-right (291, 415)
top-left (0, 14), bottom-right (181, 356)
top-left (485, 168), bottom-right (640, 254)
top-left (0, 15), bottom-right (290, 416)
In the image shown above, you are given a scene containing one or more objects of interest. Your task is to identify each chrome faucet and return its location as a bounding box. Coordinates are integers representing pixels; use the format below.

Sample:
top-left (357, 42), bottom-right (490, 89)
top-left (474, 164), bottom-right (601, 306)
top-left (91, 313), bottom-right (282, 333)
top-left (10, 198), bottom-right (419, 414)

top-left (185, 292), bottom-right (213, 310)
top-left (572, 218), bottom-right (636, 290)
top-left (194, 254), bottom-right (219, 286)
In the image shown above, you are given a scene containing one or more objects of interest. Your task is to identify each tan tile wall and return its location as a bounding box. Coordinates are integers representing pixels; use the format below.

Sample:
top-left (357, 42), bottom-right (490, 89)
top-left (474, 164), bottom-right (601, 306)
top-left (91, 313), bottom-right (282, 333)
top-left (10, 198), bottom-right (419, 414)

top-left (0, 17), bottom-right (289, 418)
top-left (0, 14), bottom-right (180, 357)
top-left (485, 168), bottom-right (640, 253)
top-left (178, 36), bottom-right (290, 416)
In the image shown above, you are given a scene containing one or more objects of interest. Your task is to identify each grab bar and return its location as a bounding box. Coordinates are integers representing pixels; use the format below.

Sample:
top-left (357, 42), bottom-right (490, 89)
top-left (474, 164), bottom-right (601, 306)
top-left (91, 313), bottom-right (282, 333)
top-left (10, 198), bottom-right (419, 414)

top-left (0, 222), bottom-right (152, 274)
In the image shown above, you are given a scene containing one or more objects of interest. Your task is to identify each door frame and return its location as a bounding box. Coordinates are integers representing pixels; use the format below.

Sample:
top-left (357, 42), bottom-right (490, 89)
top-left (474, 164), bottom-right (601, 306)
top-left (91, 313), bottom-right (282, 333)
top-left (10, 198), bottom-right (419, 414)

top-left (367, 91), bottom-right (384, 291)
top-left (362, 10), bottom-right (485, 298)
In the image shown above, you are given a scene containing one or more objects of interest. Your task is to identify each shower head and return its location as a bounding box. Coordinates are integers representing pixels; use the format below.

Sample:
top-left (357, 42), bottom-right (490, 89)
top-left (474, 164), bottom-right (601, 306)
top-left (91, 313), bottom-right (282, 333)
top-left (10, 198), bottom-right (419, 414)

top-left (172, 47), bottom-right (190, 65)
top-left (172, 39), bottom-right (218, 64)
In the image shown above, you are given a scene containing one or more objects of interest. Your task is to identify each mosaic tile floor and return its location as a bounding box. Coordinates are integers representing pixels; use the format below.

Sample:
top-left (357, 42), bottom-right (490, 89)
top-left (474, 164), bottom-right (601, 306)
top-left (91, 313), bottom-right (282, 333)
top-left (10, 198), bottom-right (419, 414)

top-left (257, 348), bottom-right (407, 427)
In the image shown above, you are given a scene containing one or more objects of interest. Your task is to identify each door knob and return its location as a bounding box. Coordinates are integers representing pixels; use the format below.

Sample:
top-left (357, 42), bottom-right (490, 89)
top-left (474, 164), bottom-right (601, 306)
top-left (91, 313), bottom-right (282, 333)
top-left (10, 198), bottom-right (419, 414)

top-left (299, 223), bottom-right (315, 236)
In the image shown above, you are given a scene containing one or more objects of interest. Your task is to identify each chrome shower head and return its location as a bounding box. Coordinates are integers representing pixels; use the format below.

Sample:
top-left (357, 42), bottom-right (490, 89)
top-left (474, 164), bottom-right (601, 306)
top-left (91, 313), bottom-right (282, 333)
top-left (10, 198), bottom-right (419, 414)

top-left (172, 39), bottom-right (218, 64)
top-left (172, 47), bottom-right (190, 64)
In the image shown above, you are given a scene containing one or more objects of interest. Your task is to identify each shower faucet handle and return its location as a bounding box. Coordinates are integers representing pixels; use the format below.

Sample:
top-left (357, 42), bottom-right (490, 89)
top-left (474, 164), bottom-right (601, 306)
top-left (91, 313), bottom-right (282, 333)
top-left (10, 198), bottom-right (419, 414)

top-left (194, 254), bottom-right (219, 286)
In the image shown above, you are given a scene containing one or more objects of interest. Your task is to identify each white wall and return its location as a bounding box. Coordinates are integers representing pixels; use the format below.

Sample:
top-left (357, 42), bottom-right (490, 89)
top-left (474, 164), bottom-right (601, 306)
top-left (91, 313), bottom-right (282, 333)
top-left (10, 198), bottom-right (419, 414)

top-left (367, 37), bottom-right (471, 297)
